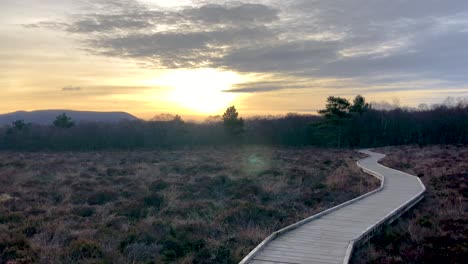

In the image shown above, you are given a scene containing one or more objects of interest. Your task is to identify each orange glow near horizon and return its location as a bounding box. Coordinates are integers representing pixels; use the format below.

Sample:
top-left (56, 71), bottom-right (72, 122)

top-left (146, 68), bottom-right (247, 115)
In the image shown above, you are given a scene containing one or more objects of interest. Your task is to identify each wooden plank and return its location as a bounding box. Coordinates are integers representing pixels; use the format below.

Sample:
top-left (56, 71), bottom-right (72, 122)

top-left (254, 252), bottom-right (343, 263)
top-left (264, 246), bottom-right (347, 256)
top-left (251, 260), bottom-right (300, 264)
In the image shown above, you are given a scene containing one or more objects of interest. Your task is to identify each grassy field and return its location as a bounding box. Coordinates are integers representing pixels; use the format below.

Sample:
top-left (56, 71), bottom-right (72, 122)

top-left (0, 147), bottom-right (378, 264)
top-left (352, 145), bottom-right (468, 264)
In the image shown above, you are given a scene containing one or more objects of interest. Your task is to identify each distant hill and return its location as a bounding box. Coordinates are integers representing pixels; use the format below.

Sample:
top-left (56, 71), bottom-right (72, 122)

top-left (0, 110), bottom-right (139, 125)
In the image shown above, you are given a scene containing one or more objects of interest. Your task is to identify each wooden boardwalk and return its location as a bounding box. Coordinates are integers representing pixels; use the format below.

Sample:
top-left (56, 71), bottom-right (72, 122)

top-left (240, 149), bottom-right (426, 264)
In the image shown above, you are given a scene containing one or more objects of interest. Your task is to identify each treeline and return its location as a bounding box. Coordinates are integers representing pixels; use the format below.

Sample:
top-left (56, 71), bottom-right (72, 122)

top-left (321, 105), bottom-right (468, 147)
top-left (0, 113), bottom-right (320, 150)
top-left (1, 96), bottom-right (467, 150)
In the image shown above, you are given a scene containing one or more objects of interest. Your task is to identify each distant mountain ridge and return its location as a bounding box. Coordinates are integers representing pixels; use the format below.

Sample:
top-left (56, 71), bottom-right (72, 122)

top-left (0, 110), bottom-right (139, 125)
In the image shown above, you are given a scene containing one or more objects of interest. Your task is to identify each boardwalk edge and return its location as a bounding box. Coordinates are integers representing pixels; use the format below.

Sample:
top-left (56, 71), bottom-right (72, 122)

top-left (239, 150), bottom-right (386, 264)
top-left (342, 150), bottom-right (426, 264)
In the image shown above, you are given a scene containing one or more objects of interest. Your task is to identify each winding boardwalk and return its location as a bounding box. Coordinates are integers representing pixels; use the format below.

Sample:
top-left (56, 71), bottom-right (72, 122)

top-left (240, 149), bottom-right (426, 264)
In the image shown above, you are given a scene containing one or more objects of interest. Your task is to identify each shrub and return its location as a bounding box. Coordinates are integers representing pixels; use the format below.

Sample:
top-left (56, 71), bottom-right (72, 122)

top-left (22, 225), bottom-right (38, 238)
top-left (123, 242), bottom-right (162, 263)
top-left (158, 222), bottom-right (211, 262)
top-left (0, 234), bottom-right (37, 263)
top-left (0, 212), bottom-right (24, 224)
top-left (87, 190), bottom-right (118, 205)
top-left (119, 232), bottom-right (164, 262)
top-left (106, 168), bottom-right (134, 177)
top-left (116, 201), bottom-right (146, 220)
top-left (213, 245), bottom-right (232, 263)
top-left (179, 175), bottom-right (236, 200)
top-left (67, 239), bottom-right (102, 261)
top-left (143, 193), bottom-right (164, 208)
top-left (222, 203), bottom-right (288, 228)
top-left (72, 206), bottom-right (96, 217)
top-left (149, 179), bottom-right (169, 192)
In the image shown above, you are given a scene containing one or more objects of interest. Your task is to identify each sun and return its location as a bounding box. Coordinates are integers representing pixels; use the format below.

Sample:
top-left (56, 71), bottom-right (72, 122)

top-left (149, 68), bottom-right (245, 115)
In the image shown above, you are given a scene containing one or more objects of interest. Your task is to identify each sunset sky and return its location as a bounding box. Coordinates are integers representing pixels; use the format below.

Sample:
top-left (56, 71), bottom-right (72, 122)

top-left (2, 0), bottom-right (468, 119)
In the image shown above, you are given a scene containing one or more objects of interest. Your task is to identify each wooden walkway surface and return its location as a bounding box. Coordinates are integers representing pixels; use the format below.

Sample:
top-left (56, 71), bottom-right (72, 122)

top-left (240, 149), bottom-right (426, 264)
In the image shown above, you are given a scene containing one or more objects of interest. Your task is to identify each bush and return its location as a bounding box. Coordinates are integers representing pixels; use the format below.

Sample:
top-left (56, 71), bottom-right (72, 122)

top-left (159, 223), bottom-right (209, 262)
top-left (67, 239), bottom-right (102, 261)
top-left (143, 193), bottom-right (164, 208)
top-left (87, 190), bottom-right (118, 205)
top-left (123, 242), bottom-right (161, 263)
top-left (0, 234), bottom-right (37, 263)
top-left (117, 201), bottom-right (146, 220)
top-left (222, 203), bottom-right (288, 228)
top-left (0, 212), bottom-right (24, 224)
top-left (22, 225), bottom-right (38, 238)
top-left (149, 179), bottom-right (169, 192)
top-left (72, 206), bottom-right (96, 217)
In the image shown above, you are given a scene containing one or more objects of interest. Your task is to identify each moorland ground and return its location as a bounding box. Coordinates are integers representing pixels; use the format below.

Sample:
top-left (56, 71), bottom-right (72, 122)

top-left (352, 145), bottom-right (468, 264)
top-left (0, 147), bottom-right (378, 264)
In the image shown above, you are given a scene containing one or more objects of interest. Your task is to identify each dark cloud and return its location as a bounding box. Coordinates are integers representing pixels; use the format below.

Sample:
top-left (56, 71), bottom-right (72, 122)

top-left (29, 0), bottom-right (468, 93)
top-left (225, 81), bottom-right (305, 93)
top-left (313, 31), bottom-right (468, 81)
top-left (61, 1), bottom-right (279, 34)
top-left (216, 40), bottom-right (339, 74)
top-left (225, 78), bottom-right (353, 93)
top-left (294, 0), bottom-right (468, 22)
top-left (27, 1), bottom-right (280, 68)
top-left (90, 26), bottom-right (277, 68)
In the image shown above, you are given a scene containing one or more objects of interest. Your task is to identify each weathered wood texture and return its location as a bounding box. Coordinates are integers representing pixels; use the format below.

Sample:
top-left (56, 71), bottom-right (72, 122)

top-left (240, 149), bottom-right (426, 264)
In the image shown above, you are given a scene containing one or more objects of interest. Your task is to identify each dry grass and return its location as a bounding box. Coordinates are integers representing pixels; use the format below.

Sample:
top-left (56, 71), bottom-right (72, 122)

top-left (0, 146), bottom-right (378, 263)
top-left (352, 145), bottom-right (468, 264)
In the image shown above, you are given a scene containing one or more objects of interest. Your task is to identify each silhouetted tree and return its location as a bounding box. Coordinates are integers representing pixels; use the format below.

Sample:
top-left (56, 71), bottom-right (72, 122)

top-left (222, 106), bottom-right (244, 137)
top-left (11, 120), bottom-right (30, 131)
top-left (173, 115), bottom-right (183, 123)
top-left (151, 113), bottom-right (183, 122)
top-left (318, 96), bottom-right (352, 147)
top-left (204, 115), bottom-right (222, 123)
top-left (53, 113), bottom-right (75, 128)
top-left (318, 96), bottom-right (351, 118)
top-left (346, 95), bottom-right (371, 146)
top-left (6, 120), bottom-right (30, 136)
top-left (350, 95), bottom-right (370, 114)
top-left (3, 120), bottom-right (32, 149)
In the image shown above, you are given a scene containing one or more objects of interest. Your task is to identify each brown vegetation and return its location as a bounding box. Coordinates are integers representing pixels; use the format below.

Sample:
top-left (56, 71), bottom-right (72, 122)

top-left (0, 147), bottom-right (377, 263)
top-left (352, 145), bottom-right (468, 264)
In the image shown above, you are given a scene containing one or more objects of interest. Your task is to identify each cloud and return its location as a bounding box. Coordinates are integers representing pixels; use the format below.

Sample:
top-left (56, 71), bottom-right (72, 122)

top-left (225, 77), bottom-right (354, 93)
top-left (67, 15), bottom-right (153, 33)
top-left (59, 85), bottom-right (156, 96)
top-left (89, 26), bottom-right (277, 68)
top-left (62, 86), bottom-right (81, 92)
top-left (28, 1), bottom-right (280, 68)
top-left (182, 3), bottom-right (279, 24)
top-left (215, 40), bottom-right (339, 74)
top-left (62, 1), bottom-right (279, 34)
top-left (226, 81), bottom-right (303, 93)
top-left (28, 0), bottom-right (468, 94)
top-left (23, 21), bottom-right (69, 30)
